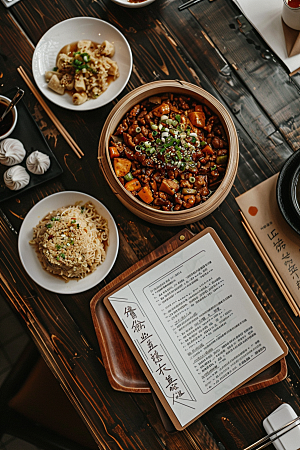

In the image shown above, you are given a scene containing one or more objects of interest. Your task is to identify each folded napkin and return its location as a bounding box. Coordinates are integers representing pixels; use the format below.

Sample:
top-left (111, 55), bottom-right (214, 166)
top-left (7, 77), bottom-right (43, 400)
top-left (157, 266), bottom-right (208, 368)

top-left (282, 19), bottom-right (300, 57)
top-left (232, 0), bottom-right (300, 74)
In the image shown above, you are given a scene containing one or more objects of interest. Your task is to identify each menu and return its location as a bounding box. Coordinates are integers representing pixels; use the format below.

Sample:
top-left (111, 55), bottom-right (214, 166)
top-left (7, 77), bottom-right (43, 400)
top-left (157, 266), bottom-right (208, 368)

top-left (236, 174), bottom-right (300, 314)
top-left (104, 228), bottom-right (288, 430)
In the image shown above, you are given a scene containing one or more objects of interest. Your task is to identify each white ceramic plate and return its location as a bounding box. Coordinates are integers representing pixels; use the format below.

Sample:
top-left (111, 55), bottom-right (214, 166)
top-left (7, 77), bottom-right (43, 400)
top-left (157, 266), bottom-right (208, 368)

top-left (32, 17), bottom-right (132, 111)
top-left (110, 0), bottom-right (155, 8)
top-left (18, 191), bottom-right (119, 294)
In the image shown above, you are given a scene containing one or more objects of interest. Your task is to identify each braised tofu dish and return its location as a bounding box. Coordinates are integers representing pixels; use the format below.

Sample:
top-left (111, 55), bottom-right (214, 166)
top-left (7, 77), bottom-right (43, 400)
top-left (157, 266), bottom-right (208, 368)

top-left (109, 93), bottom-right (229, 211)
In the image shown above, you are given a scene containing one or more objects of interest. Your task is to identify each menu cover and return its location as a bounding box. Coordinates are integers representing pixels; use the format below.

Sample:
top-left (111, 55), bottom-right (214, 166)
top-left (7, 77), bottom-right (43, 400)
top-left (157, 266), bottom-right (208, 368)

top-left (236, 174), bottom-right (300, 315)
top-left (104, 227), bottom-right (288, 431)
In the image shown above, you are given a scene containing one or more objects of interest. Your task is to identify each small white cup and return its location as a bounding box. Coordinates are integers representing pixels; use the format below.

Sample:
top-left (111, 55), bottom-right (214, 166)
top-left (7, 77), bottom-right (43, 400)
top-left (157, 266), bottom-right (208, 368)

top-left (0, 95), bottom-right (18, 141)
top-left (282, 0), bottom-right (300, 31)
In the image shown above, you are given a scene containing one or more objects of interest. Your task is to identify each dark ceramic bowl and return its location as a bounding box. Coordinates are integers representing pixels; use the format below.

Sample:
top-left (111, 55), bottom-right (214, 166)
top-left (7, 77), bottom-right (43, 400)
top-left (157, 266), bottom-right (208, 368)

top-left (276, 149), bottom-right (300, 236)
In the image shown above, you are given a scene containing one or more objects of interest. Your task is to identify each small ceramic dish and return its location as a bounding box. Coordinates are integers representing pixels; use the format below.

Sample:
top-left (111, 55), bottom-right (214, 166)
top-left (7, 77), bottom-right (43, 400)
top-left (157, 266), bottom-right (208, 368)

top-left (32, 17), bottom-right (133, 111)
top-left (0, 95), bottom-right (18, 140)
top-left (18, 191), bottom-right (119, 294)
top-left (276, 149), bottom-right (300, 236)
top-left (110, 0), bottom-right (155, 8)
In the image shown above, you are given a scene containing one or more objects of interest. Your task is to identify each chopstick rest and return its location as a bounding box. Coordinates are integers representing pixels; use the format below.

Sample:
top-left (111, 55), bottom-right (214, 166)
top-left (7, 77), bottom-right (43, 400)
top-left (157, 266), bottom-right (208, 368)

top-left (244, 405), bottom-right (300, 450)
top-left (263, 404), bottom-right (300, 450)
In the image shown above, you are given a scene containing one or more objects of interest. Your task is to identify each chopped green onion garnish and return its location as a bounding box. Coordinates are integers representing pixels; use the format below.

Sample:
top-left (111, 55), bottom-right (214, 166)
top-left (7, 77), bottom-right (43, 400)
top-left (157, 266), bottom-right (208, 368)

top-left (160, 115), bottom-right (169, 121)
top-left (124, 172), bottom-right (134, 182)
top-left (216, 155), bottom-right (228, 165)
top-left (176, 150), bottom-right (182, 160)
top-left (82, 53), bottom-right (90, 62)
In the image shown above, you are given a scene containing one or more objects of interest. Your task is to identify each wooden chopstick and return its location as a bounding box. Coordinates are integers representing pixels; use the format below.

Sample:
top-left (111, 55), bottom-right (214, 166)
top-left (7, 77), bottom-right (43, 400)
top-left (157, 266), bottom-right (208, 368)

top-left (240, 211), bottom-right (300, 316)
top-left (17, 66), bottom-right (84, 159)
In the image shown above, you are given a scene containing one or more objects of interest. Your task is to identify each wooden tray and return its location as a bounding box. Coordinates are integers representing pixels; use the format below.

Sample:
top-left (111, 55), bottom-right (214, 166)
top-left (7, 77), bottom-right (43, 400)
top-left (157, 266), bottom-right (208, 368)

top-left (90, 229), bottom-right (287, 397)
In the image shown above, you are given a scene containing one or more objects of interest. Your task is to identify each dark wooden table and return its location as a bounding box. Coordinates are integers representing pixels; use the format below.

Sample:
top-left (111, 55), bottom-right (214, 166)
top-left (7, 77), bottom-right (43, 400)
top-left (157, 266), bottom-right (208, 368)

top-left (1, 0), bottom-right (300, 448)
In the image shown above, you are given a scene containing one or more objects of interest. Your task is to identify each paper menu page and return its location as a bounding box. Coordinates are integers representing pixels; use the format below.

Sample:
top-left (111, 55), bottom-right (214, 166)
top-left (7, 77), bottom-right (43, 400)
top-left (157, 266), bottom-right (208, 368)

top-left (236, 174), bottom-right (300, 307)
top-left (106, 230), bottom-right (285, 429)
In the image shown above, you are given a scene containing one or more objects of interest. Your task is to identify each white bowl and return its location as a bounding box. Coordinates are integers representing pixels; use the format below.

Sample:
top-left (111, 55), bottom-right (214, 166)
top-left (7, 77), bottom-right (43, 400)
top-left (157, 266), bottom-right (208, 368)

top-left (18, 191), bottom-right (119, 294)
top-left (110, 0), bottom-right (155, 8)
top-left (0, 95), bottom-right (18, 140)
top-left (32, 17), bottom-right (133, 111)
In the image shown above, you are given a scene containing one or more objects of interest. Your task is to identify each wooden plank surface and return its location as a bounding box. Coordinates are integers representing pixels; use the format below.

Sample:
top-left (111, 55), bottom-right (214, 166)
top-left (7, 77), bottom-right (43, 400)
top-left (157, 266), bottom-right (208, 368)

top-left (1, 0), bottom-right (300, 448)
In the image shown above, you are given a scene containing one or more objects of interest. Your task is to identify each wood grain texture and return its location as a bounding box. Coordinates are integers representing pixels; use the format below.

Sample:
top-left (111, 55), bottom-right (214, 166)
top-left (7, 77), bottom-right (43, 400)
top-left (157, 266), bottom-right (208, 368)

top-left (1, 0), bottom-right (300, 448)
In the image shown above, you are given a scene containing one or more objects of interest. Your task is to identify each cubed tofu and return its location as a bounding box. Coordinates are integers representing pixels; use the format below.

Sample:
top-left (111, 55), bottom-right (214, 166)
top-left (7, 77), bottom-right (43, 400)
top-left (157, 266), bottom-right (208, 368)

top-left (113, 158), bottom-right (131, 177)
top-left (159, 179), bottom-right (179, 196)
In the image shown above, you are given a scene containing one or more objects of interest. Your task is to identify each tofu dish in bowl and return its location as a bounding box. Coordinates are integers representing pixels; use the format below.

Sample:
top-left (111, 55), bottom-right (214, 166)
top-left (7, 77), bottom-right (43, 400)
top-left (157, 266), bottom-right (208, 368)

top-left (45, 39), bottom-right (120, 105)
top-left (98, 80), bottom-right (239, 226)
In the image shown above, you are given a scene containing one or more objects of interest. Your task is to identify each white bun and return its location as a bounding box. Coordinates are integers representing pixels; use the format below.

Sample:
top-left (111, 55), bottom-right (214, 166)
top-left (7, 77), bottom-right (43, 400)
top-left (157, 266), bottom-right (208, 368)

top-left (26, 150), bottom-right (50, 175)
top-left (4, 165), bottom-right (30, 190)
top-left (0, 138), bottom-right (26, 166)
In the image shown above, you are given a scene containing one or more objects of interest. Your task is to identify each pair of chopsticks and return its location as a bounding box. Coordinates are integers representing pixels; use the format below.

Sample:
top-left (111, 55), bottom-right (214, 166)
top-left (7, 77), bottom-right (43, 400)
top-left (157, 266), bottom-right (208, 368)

top-left (17, 66), bottom-right (84, 159)
top-left (240, 211), bottom-right (300, 317)
top-left (178, 0), bottom-right (203, 10)
top-left (244, 415), bottom-right (300, 450)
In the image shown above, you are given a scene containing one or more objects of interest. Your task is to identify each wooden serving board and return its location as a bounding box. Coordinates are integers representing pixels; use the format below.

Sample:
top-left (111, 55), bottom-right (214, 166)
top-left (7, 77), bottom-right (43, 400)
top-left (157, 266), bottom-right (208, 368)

top-left (90, 229), bottom-right (287, 396)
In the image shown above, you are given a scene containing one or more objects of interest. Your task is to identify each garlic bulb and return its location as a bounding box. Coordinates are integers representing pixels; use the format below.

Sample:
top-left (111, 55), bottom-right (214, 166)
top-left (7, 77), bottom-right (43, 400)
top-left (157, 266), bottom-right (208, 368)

top-left (26, 151), bottom-right (51, 175)
top-left (0, 138), bottom-right (26, 166)
top-left (4, 165), bottom-right (30, 190)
